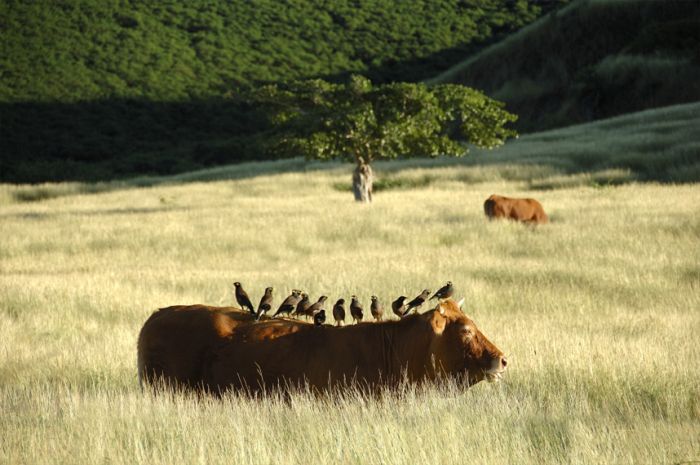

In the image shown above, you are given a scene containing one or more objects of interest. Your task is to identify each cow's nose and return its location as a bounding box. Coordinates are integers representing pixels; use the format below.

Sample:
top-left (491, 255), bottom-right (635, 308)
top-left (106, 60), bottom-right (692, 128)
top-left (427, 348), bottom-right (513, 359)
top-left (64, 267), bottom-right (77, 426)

top-left (501, 357), bottom-right (508, 368)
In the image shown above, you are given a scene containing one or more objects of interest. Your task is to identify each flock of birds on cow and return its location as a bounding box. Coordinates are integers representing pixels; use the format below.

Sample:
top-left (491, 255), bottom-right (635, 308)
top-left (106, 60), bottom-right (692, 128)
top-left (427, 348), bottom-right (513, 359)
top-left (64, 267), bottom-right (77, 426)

top-left (226, 196), bottom-right (550, 327)
top-left (233, 281), bottom-right (455, 327)
top-left (228, 196), bottom-right (547, 327)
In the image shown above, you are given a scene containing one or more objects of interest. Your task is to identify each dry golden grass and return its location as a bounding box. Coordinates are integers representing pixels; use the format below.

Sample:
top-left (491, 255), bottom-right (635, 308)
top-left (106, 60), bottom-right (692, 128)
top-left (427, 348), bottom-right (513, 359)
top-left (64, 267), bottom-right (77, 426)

top-left (1, 111), bottom-right (699, 463)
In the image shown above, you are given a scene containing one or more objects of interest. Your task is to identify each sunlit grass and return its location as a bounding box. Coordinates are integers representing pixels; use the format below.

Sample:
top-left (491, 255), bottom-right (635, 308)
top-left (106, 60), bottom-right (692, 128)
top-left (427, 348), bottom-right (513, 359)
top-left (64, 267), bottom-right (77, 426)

top-left (1, 114), bottom-right (699, 463)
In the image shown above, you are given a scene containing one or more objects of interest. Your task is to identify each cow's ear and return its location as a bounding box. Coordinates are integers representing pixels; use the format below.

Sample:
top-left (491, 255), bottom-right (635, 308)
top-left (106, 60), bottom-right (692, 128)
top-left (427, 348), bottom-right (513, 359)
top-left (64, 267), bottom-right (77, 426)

top-left (435, 302), bottom-right (446, 315)
top-left (427, 307), bottom-right (446, 335)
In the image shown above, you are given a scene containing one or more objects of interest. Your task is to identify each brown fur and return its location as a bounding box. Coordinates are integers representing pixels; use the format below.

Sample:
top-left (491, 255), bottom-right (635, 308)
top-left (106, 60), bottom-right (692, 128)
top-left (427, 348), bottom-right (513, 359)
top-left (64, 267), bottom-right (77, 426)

top-left (137, 305), bottom-right (260, 391)
top-left (484, 194), bottom-right (548, 224)
top-left (137, 300), bottom-right (506, 394)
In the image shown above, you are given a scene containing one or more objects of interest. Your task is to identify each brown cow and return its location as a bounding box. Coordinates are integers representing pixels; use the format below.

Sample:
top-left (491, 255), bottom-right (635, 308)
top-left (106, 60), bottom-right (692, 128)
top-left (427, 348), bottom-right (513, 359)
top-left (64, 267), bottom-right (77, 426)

top-left (137, 299), bottom-right (507, 394)
top-left (484, 194), bottom-right (548, 224)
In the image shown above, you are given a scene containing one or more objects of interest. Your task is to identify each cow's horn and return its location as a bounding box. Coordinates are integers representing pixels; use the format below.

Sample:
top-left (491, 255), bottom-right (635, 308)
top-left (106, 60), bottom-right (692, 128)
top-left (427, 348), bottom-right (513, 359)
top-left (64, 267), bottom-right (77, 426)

top-left (435, 303), bottom-right (445, 315)
top-left (457, 298), bottom-right (465, 309)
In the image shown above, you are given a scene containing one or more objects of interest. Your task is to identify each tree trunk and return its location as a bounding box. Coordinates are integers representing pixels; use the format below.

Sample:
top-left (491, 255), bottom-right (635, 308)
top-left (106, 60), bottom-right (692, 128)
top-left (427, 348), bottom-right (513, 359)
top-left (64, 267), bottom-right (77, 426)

top-left (352, 158), bottom-right (373, 203)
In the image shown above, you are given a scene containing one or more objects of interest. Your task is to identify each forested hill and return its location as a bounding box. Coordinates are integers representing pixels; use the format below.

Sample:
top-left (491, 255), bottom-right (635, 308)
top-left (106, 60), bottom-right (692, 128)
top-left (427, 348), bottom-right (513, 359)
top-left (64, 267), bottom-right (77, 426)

top-left (1, 0), bottom-right (567, 183)
top-left (429, 0), bottom-right (700, 132)
top-left (1, 0), bottom-right (551, 102)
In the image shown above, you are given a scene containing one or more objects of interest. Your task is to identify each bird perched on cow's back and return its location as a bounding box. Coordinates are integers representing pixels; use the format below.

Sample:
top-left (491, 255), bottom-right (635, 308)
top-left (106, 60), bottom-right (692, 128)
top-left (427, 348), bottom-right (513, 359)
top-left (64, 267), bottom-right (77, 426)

top-left (256, 286), bottom-right (274, 320)
top-left (350, 295), bottom-right (364, 323)
top-left (332, 298), bottom-right (346, 326)
top-left (403, 289), bottom-right (430, 316)
top-left (233, 282), bottom-right (255, 316)
top-left (392, 296), bottom-right (407, 319)
top-left (274, 289), bottom-right (302, 318)
top-left (305, 296), bottom-right (328, 320)
top-left (293, 293), bottom-right (310, 319)
top-left (314, 309), bottom-right (326, 327)
top-left (430, 281), bottom-right (454, 301)
top-left (370, 296), bottom-right (383, 321)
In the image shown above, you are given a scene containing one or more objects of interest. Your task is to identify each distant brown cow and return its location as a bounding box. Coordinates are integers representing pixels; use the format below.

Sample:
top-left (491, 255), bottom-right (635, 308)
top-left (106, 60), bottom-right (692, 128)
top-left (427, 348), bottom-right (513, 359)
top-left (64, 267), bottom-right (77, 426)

top-left (137, 299), bottom-right (507, 394)
top-left (484, 194), bottom-right (548, 224)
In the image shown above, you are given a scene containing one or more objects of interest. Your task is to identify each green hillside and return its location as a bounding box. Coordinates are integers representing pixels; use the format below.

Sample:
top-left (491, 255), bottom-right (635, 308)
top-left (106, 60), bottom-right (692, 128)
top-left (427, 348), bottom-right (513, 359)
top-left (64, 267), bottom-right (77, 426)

top-left (1, 0), bottom-right (547, 102)
top-left (0, 0), bottom-right (562, 183)
top-left (430, 0), bottom-right (700, 132)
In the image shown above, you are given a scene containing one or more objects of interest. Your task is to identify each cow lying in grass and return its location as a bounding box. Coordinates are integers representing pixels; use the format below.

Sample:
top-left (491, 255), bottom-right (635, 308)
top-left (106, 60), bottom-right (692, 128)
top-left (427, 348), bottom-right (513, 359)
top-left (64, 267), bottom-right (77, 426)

top-left (137, 299), bottom-right (506, 394)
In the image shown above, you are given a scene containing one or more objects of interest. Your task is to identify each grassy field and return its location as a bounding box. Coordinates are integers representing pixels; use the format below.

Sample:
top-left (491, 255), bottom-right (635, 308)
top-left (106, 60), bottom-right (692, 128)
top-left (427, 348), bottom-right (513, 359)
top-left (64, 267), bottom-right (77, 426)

top-left (1, 105), bottom-right (699, 464)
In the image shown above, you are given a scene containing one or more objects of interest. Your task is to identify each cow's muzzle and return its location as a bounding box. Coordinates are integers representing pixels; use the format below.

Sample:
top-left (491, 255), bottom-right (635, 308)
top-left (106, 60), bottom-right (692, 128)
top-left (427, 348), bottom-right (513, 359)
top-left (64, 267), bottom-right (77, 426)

top-left (485, 356), bottom-right (508, 382)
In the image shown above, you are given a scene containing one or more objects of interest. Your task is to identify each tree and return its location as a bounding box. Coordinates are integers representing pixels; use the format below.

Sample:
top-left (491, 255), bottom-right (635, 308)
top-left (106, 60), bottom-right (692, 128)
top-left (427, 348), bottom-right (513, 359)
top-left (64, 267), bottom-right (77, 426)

top-left (237, 75), bottom-right (517, 202)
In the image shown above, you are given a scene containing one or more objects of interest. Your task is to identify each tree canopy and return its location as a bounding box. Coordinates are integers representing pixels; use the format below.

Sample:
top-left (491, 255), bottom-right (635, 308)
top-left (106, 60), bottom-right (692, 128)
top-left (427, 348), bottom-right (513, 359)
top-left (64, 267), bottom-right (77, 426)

top-left (239, 75), bottom-right (518, 165)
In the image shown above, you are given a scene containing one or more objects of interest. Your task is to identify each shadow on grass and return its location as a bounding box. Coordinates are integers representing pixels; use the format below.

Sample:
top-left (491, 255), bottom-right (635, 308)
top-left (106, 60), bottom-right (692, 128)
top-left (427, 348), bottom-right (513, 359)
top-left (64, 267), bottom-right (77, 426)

top-left (5, 157), bottom-right (343, 203)
top-left (0, 206), bottom-right (191, 220)
top-left (5, 102), bottom-right (699, 203)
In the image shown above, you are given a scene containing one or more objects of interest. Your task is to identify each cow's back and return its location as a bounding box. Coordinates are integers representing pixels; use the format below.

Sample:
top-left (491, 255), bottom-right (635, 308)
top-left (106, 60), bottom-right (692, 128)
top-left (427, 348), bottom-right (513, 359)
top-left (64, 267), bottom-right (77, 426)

top-left (207, 317), bottom-right (433, 394)
top-left (137, 305), bottom-right (253, 391)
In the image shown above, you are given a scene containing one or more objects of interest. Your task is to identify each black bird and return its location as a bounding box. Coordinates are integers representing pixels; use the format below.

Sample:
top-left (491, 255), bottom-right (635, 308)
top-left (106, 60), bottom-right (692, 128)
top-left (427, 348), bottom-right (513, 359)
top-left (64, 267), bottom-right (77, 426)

top-left (273, 289), bottom-right (302, 318)
top-left (392, 296), bottom-right (407, 319)
top-left (305, 296), bottom-right (328, 320)
top-left (256, 286), bottom-right (274, 320)
top-left (403, 289), bottom-right (430, 316)
top-left (350, 295), bottom-right (364, 323)
top-left (332, 298), bottom-right (346, 326)
top-left (370, 295), bottom-right (383, 321)
top-left (233, 282), bottom-right (255, 316)
top-left (293, 293), bottom-right (311, 319)
top-left (314, 309), bottom-right (326, 327)
top-left (430, 281), bottom-right (454, 301)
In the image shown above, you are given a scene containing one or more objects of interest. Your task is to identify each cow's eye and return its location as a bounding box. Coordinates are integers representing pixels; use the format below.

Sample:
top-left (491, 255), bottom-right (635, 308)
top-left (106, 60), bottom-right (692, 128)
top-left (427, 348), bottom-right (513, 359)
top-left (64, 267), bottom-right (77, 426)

top-left (461, 325), bottom-right (473, 340)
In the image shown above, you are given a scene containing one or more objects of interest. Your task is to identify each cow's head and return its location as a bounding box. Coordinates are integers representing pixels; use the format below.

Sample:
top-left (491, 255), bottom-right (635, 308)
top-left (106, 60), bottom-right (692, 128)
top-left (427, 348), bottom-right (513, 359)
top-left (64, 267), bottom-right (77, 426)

top-left (427, 299), bottom-right (507, 386)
